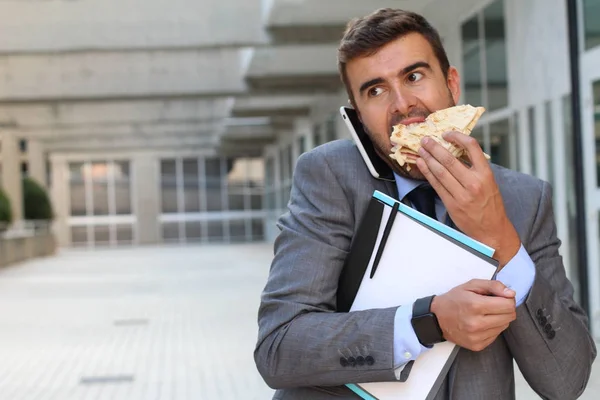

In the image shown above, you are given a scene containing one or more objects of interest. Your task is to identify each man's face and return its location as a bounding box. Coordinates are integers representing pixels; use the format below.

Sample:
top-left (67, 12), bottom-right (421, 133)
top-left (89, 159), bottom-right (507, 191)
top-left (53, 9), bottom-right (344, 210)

top-left (345, 32), bottom-right (461, 180)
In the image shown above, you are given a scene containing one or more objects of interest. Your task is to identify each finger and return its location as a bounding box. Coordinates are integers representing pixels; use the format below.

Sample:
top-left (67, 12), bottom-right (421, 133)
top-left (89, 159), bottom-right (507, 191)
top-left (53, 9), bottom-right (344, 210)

top-left (417, 141), bottom-right (463, 196)
top-left (465, 279), bottom-right (516, 298)
top-left (415, 157), bottom-right (453, 202)
top-left (476, 296), bottom-right (517, 315)
top-left (442, 131), bottom-right (488, 170)
top-left (481, 313), bottom-right (516, 329)
top-left (420, 135), bottom-right (471, 186)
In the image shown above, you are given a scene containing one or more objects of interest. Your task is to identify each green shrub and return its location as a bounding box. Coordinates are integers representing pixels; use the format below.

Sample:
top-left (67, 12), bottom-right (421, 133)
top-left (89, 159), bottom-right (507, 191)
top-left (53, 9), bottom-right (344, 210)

top-left (23, 177), bottom-right (54, 221)
top-left (0, 187), bottom-right (13, 230)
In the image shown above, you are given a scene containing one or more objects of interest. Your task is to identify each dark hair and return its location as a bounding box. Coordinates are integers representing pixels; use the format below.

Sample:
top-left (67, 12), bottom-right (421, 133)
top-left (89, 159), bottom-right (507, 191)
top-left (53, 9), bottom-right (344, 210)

top-left (337, 8), bottom-right (450, 107)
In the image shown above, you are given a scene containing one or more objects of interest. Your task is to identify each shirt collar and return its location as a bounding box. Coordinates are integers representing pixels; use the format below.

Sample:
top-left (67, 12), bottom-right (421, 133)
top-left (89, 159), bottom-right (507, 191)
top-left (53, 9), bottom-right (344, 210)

top-left (393, 172), bottom-right (422, 201)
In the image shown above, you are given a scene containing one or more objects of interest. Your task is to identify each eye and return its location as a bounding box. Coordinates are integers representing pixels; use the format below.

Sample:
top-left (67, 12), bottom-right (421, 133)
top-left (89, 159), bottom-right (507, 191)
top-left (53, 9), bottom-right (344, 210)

top-left (368, 87), bottom-right (385, 97)
top-left (407, 72), bottom-right (424, 83)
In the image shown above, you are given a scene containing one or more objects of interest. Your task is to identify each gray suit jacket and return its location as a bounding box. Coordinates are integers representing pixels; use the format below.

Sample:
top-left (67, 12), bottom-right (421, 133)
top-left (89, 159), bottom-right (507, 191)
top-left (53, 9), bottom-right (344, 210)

top-left (255, 139), bottom-right (596, 399)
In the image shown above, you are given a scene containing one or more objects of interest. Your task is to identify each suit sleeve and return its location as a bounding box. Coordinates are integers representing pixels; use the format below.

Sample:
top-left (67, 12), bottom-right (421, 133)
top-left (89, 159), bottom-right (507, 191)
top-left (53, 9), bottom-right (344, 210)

top-left (254, 150), bottom-right (403, 389)
top-left (502, 181), bottom-right (596, 399)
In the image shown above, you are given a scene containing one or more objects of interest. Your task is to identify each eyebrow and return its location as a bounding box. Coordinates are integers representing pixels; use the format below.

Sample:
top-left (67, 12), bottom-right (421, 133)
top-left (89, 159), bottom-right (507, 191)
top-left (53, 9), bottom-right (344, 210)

top-left (358, 61), bottom-right (433, 96)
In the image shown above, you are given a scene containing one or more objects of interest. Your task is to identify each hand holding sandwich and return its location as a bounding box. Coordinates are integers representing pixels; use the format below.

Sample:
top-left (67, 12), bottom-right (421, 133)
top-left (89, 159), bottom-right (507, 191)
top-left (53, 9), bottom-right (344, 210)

top-left (415, 131), bottom-right (521, 269)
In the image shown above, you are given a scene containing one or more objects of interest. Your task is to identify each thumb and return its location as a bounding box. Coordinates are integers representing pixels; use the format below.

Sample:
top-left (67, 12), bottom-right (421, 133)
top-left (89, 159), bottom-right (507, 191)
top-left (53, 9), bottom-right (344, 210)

top-left (465, 279), bottom-right (515, 298)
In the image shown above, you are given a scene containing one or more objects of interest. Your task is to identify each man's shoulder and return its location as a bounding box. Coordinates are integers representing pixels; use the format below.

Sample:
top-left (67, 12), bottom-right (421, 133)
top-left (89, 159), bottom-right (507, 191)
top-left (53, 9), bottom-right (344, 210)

top-left (297, 139), bottom-right (365, 170)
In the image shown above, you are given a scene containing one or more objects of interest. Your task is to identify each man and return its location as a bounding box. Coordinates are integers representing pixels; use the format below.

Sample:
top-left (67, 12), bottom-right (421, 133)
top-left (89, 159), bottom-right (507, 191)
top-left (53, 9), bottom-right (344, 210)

top-left (254, 8), bottom-right (596, 399)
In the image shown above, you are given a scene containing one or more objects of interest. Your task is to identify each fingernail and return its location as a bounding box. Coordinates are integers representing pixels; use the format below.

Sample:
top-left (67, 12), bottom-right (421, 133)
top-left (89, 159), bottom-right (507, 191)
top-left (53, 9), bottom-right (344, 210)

top-left (418, 147), bottom-right (426, 156)
top-left (421, 137), bottom-right (429, 146)
top-left (442, 132), bottom-right (450, 140)
top-left (504, 288), bottom-right (515, 296)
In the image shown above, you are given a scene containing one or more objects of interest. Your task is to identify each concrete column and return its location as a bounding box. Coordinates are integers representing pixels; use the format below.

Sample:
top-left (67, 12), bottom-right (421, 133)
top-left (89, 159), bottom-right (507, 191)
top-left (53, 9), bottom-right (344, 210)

top-left (132, 153), bottom-right (160, 245)
top-left (27, 140), bottom-right (47, 188)
top-left (0, 131), bottom-right (23, 223)
top-left (49, 156), bottom-right (70, 247)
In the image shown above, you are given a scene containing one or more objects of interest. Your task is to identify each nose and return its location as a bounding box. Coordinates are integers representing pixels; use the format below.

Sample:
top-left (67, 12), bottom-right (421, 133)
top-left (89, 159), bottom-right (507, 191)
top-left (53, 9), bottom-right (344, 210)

top-left (388, 85), bottom-right (416, 116)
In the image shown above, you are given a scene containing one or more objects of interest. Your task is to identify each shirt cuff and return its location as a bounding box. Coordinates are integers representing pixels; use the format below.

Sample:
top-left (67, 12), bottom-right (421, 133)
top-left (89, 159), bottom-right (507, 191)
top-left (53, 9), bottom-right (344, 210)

top-left (495, 244), bottom-right (536, 307)
top-left (393, 305), bottom-right (430, 379)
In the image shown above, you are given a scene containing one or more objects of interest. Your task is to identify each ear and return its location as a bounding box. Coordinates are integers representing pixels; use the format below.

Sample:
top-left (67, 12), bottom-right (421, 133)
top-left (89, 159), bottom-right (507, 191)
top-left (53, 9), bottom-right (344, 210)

top-left (447, 66), bottom-right (461, 105)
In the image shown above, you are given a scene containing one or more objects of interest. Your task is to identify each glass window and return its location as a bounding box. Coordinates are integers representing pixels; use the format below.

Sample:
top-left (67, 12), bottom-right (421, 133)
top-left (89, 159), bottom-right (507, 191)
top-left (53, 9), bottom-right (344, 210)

top-left (286, 146), bottom-right (293, 180)
top-left (313, 125), bottom-right (322, 147)
top-left (160, 160), bottom-right (178, 213)
top-left (325, 117), bottom-right (337, 142)
top-left (71, 226), bottom-right (88, 245)
top-left (114, 161), bottom-right (131, 215)
top-left (69, 162), bottom-right (87, 216)
top-left (207, 221), bottom-right (224, 242)
top-left (161, 222), bottom-right (180, 242)
top-left (116, 224), bottom-right (134, 244)
top-left (484, 0), bottom-right (508, 111)
top-left (91, 162), bottom-right (109, 216)
top-left (182, 158), bottom-right (200, 213)
top-left (461, 16), bottom-right (483, 107)
top-left (545, 101), bottom-right (555, 188)
top-left (584, 0), bottom-right (600, 50)
top-left (298, 136), bottom-right (307, 155)
top-left (265, 158), bottom-right (274, 190)
top-left (250, 194), bottom-right (262, 210)
top-left (471, 126), bottom-right (485, 151)
top-left (227, 158), bottom-right (246, 211)
top-left (279, 148), bottom-right (289, 185)
top-left (251, 219), bottom-right (264, 240)
top-left (229, 219), bottom-right (246, 242)
top-left (489, 119), bottom-right (511, 169)
top-left (205, 158), bottom-right (223, 212)
top-left (247, 158), bottom-right (264, 188)
top-left (185, 221), bottom-right (202, 241)
top-left (528, 106), bottom-right (537, 176)
top-left (94, 225), bottom-right (110, 245)
top-left (20, 162), bottom-right (28, 177)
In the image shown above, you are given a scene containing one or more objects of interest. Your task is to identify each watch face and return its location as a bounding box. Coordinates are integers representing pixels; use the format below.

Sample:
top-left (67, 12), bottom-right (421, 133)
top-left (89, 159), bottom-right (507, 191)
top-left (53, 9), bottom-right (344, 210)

top-left (412, 314), bottom-right (442, 346)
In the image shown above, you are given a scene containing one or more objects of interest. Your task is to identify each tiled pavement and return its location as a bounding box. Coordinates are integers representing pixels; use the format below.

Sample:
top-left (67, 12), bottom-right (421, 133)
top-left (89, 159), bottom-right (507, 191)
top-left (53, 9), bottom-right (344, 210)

top-left (0, 243), bottom-right (597, 400)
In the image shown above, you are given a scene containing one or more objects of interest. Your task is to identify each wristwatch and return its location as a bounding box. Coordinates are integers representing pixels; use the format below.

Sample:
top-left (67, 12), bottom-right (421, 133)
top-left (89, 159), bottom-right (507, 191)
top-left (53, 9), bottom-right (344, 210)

top-left (411, 295), bottom-right (445, 347)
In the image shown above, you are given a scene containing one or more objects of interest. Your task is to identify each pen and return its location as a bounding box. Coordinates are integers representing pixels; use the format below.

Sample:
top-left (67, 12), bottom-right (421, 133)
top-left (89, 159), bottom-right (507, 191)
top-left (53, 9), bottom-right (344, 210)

top-left (370, 201), bottom-right (399, 278)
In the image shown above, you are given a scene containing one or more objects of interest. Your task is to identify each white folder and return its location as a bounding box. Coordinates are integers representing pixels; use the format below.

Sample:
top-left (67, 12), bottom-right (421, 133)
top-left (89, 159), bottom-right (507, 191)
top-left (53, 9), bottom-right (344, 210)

top-left (345, 190), bottom-right (498, 400)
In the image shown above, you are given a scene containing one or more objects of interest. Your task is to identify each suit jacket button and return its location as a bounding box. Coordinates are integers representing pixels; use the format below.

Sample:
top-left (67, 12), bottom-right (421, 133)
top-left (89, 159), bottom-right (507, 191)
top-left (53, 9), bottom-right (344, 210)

top-left (365, 356), bottom-right (375, 366)
top-left (348, 357), bottom-right (357, 367)
top-left (536, 309), bottom-right (543, 318)
top-left (544, 323), bottom-right (553, 333)
top-left (539, 316), bottom-right (548, 326)
top-left (340, 357), bottom-right (349, 367)
top-left (547, 330), bottom-right (556, 340)
top-left (356, 356), bottom-right (365, 366)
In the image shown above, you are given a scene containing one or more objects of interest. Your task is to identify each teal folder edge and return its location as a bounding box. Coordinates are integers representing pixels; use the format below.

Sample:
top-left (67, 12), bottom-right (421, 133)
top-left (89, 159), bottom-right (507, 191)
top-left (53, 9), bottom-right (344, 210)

top-left (347, 384), bottom-right (378, 400)
top-left (345, 190), bottom-right (496, 400)
top-left (372, 190), bottom-right (494, 258)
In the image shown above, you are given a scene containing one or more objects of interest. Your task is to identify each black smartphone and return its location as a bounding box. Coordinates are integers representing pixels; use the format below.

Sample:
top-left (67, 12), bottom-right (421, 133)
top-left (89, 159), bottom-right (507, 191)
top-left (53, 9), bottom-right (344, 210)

top-left (339, 106), bottom-right (391, 179)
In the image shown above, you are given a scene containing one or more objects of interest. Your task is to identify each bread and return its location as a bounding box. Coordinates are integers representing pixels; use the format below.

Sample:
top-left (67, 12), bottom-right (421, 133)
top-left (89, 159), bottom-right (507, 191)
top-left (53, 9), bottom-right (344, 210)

top-left (389, 105), bottom-right (489, 170)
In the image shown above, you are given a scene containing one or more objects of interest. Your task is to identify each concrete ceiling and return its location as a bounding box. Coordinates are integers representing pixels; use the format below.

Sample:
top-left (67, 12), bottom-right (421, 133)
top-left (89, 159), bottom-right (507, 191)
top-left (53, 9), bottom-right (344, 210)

top-left (0, 0), bottom-right (446, 155)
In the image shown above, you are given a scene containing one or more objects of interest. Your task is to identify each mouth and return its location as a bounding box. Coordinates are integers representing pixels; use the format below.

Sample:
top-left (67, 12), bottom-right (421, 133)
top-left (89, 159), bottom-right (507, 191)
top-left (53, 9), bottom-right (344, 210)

top-left (397, 116), bottom-right (426, 126)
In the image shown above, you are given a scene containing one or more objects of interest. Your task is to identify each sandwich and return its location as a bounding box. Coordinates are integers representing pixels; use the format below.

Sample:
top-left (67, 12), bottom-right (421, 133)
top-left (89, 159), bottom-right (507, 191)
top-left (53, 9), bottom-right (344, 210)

top-left (389, 104), bottom-right (489, 170)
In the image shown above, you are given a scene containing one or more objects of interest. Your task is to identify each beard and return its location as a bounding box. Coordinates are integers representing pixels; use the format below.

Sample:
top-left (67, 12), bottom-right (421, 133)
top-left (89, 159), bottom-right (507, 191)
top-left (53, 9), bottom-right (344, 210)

top-left (363, 91), bottom-right (456, 181)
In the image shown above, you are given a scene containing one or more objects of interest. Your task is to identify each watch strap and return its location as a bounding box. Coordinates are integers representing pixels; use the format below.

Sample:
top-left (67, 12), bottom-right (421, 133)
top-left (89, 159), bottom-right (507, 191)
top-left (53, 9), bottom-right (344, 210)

top-left (413, 295), bottom-right (435, 317)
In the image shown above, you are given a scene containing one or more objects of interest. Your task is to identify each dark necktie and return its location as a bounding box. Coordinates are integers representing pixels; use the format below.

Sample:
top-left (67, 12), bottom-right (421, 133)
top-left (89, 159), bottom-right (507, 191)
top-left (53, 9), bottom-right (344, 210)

top-left (405, 184), bottom-right (437, 220)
